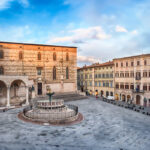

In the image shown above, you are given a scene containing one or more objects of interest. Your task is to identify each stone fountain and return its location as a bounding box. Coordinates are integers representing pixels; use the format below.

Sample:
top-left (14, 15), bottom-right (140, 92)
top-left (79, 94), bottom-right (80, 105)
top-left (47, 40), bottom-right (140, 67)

top-left (19, 87), bottom-right (83, 125)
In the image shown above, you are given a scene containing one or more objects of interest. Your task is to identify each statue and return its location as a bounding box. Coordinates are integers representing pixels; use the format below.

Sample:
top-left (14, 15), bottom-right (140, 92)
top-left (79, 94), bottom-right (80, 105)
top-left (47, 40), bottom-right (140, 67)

top-left (46, 87), bottom-right (55, 102)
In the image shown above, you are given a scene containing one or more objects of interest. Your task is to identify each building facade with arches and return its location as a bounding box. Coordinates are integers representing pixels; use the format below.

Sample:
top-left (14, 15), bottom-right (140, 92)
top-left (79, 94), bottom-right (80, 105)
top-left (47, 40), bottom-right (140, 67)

top-left (114, 54), bottom-right (150, 106)
top-left (0, 42), bottom-right (77, 107)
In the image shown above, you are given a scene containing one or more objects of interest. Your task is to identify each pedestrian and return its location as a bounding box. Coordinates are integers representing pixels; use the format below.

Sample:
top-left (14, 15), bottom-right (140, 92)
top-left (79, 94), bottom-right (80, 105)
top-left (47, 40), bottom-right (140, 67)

top-left (95, 91), bottom-right (98, 99)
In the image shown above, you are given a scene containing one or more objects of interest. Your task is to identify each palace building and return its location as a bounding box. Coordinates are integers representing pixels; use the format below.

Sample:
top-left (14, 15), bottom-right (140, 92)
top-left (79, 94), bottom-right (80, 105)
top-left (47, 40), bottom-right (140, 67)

top-left (77, 61), bottom-right (114, 97)
top-left (0, 41), bottom-right (77, 107)
top-left (114, 54), bottom-right (150, 106)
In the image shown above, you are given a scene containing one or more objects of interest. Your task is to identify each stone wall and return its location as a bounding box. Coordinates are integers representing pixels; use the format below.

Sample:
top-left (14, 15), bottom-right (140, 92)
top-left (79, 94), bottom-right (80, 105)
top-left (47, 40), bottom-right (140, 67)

top-left (0, 42), bottom-right (77, 97)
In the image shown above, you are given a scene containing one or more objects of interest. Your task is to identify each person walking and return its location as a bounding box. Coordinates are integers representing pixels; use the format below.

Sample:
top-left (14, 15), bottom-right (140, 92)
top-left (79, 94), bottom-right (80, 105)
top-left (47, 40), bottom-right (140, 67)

top-left (95, 90), bottom-right (98, 99)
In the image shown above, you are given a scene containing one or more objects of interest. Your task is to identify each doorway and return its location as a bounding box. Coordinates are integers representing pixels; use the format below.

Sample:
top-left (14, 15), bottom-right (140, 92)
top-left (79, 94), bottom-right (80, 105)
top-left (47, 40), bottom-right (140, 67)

top-left (38, 83), bottom-right (42, 95)
top-left (136, 95), bottom-right (140, 105)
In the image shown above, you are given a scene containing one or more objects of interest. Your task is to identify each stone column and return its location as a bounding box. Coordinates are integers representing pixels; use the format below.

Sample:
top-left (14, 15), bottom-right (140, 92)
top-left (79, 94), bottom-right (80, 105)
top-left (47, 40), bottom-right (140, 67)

top-left (7, 86), bottom-right (10, 107)
top-left (26, 86), bottom-right (29, 105)
top-left (120, 94), bottom-right (122, 101)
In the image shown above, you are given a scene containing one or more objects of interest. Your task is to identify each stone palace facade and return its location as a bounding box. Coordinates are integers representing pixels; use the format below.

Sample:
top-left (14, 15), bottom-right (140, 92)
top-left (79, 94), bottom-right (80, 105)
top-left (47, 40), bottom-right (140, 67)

top-left (0, 42), bottom-right (77, 107)
top-left (78, 54), bottom-right (150, 106)
top-left (77, 61), bottom-right (114, 98)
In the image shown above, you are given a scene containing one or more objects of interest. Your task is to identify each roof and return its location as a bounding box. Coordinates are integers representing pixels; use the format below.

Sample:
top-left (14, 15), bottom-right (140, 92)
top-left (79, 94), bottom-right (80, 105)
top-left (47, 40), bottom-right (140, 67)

top-left (78, 61), bottom-right (114, 70)
top-left (0, 41), bottom-right (77, 48)
top-left (113, 54), bottom-right (150, 61)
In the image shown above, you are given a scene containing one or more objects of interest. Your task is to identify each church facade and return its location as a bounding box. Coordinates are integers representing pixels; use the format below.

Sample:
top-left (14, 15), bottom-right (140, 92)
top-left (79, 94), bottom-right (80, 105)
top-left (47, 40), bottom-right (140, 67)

top-left (0, 42), bottom-right (77, 107)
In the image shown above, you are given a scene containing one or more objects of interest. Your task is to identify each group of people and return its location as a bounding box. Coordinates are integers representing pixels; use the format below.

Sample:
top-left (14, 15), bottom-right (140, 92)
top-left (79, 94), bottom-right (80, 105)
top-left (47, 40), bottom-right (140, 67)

top-left (85, 90), bottom-right (99, 99)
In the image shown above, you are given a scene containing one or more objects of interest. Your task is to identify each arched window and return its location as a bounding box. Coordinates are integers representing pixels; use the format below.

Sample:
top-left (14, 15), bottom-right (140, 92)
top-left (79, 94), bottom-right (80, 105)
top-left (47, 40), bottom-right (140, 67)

top-left (0, 50), bottom-right (4, 59)
top-left (19, 51), bottom-right (23, 60)
top-left (53, 66), bottom-right (56, 80)
top-left (66, 52), bottom-right (69, 61)
top-left (66, 67), bottom-right (69, 79)
top-left (53, 52), bottom-right (56, 61)
top-left (0, 66), bottom-right (4, 75)
top-left (38, 52), bottom-right (41, 60)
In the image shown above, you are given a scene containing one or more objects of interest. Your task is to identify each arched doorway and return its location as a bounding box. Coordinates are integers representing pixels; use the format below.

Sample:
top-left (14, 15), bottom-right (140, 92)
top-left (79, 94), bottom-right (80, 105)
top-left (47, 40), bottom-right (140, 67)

top-left (110, 92), bottom-right (113, 96)
top-left (136, 95), bottom-right (141, 105)
top-left (10, 80), bottom-right (26, 106)
top-left (0, 80), bottom-right (7, 106)
top-left (122, 95), bottom-right (126, 101)
top-left (115, 94), bottom-right (119, 100)
top-left (127, 95), bottom-right (131, 101)
top-left (101, 90), bottom-right (104, 96)
top-left (106, 91), bottom-right (109, 97)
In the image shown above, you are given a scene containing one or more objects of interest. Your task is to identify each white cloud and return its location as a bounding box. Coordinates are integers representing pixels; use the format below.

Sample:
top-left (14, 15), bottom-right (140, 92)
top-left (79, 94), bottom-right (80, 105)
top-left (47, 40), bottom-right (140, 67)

top-left (0, 0), bottom-right (14, 9)
top-left (131, 30), bottom-right (138, 35)
top-left (115, 25), bottom-right (128, 33)
top-left (78, 55), bottom-right (102, 64)
top-left (49, 26), bottom-right (111, 44)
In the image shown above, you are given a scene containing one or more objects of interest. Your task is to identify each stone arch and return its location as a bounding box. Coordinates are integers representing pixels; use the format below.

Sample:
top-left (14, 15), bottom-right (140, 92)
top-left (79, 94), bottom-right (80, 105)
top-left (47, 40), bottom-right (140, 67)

top-left (127, 95), bottom-right (131, 101)
top-left (122, 94), bottom-right (126, 101)
top-left (0, 80), bottom-right (7, 106)
top-left (136, 95), bottom-right (141, 105)
top-left (115, 93), bottom-right (119, 100)
top-left (106, 91), bottom-right (109, 97)
top-left (101, 90), bottom-right (104, 96)
top-left (10, 79), bottom-right (26, 106)
top-left (110, 92), bottom-right (113, 96)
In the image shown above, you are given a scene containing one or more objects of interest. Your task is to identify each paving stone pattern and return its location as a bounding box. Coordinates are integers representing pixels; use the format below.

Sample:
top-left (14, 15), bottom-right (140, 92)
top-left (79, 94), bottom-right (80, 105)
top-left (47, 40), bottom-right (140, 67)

top-left (0, 98), bottom-right (150, 150)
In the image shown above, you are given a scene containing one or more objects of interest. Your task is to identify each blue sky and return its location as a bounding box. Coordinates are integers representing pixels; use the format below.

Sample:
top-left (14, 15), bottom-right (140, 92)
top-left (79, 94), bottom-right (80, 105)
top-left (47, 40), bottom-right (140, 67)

top-left (0, 0), bottom-right (150, 66)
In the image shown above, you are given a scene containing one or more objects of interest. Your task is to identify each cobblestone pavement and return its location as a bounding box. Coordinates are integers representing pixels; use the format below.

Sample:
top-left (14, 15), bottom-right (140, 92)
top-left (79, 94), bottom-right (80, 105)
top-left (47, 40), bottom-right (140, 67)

top-left (0, 97), bottom-right (150, 150)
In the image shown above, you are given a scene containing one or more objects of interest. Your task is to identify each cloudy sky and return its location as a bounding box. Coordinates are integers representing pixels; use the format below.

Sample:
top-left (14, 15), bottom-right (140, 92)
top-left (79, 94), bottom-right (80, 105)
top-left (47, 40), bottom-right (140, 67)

top-left (0, 0), bottom-right (150, 66)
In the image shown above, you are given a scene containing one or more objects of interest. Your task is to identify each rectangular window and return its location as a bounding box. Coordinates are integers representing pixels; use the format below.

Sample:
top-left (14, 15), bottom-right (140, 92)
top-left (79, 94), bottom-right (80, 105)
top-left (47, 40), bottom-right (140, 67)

top-left (121, 62), bottom-right (123, 67)
top-left (116, 84), bottom-right (119, 89)
top-left (144, 60), bottom-right (147, 66)
top-left (130, 84), bottom-right (134, 90)
top-left (37, 68), bottom-right (42, 75)
top-left (120, 84), bottom-right (124, 89)
top-left (125, 72), bottom-right (129, 77)
top-left (131, 61), bottom-right (134, 66)
top-left (116, 63), bottom-right (118, 67)
top-left (103, 82), bottom-right (105, 87)
top-left (143, 72), bottom-right (147, 77)
top-left (130, 72), bottom-right (134, 77)
top-left (90, 81), bottom-right (92, 86)
top-left (125, 84), bottom-right (129, 89)
top-left (137, 61), bottom-right (140, 66)
top-left (115, 73), bottom-right (119, 77)
top-left (110, 82), bottom-right (113, 87)
top-left (143, 85), bottom-right (147, 91)
top-left (120, 73), bottom-right (124, 77)
top-left (99, 81), bottom-right (101, 87)
top-left (95, 82), bottom-right (97, 87)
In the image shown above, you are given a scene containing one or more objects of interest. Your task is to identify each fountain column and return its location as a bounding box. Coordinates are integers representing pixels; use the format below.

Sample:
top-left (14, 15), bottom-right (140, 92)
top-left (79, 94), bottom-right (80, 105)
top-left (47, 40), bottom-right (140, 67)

top-left (6, 86), bottom-right (10, 107)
